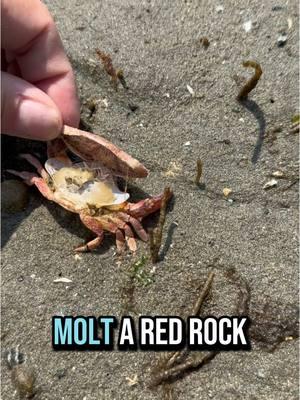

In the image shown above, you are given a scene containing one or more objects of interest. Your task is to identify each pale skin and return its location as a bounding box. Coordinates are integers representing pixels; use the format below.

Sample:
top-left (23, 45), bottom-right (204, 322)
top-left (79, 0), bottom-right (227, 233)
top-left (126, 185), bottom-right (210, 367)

top-left (1, 0), bottom-right (80, 140)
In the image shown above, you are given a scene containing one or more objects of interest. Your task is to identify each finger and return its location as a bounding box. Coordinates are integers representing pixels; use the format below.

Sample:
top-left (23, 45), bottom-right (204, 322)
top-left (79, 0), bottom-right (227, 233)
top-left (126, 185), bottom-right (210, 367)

top-left (1, 0), bottom-right (80, 127)
top-left (1, 71), bottom-right (62, 140)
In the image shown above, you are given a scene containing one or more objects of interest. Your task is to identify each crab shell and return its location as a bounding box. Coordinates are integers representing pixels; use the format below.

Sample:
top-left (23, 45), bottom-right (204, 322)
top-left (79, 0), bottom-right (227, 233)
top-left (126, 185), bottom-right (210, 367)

top-left (50, 125), bottom-right (149, 179)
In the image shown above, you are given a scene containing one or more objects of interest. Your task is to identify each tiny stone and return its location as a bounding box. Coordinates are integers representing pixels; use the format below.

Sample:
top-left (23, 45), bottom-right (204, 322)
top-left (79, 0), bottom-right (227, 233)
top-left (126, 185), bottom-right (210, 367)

top-left (277, 33), bottom-right (287, 47)
top-left (55, 369), bottom-right (67, 379)
top-left (263, 179), bottom-right (278, 190)
top-left (243, 20), bottom-right (252, 33)
top-left (128, 103), bottom-right (139, 112)
top-left (186, 84), bottom-right (195, 96)
top-left (223, 188), bottom-right (233, 197)
top-left (272, 5), bottom-right (284, 11)
top-left (257, 370), bottom-right (265, 378)
top-left (272, 171), bottom-right (284, 178)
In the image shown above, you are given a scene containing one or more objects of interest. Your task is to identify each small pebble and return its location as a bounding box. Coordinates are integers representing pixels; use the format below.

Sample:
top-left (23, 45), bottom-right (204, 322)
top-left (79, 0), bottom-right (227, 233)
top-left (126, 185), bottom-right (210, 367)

top-left (263, 179), bottom-right (278, 190)
top-left (277, 33), bottom-right (287, 47)
top-left (257, 370), bottom-right (265, 378)
top-left (223, 188), bottom-right (232, 197)
top-left (272, 171), bottom-right (284, 178)
top-left (184, 141), bottom-right (191, 146)
top-left (186, 84), bottom-right (195, 97)
top-left (216, 5), bottom-right (224, 13)
top-left (128, 103), bottom-right (139, 112)
top-left (272, 5), bottom-right (284, 11)
top-left (243, 20), bottom-right (252, 33)
top-left (55, 369), bottom-right (67, 379)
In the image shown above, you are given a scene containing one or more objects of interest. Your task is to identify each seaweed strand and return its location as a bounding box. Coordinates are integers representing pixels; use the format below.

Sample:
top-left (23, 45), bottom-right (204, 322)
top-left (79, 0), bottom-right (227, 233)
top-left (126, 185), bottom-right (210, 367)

top-left (237, 60), bottom-right (262, 100)
top-left (195, 159), bottom-right (203, 185)
top-left (149, 187), bottom-right (172, 263)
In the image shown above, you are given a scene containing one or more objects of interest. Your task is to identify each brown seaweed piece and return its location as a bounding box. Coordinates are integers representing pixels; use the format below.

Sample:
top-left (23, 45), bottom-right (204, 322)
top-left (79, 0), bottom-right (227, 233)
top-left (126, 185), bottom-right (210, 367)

top-left (150, 272), bottom-right (215, 387)
top-left (195, 159), bottom-right (203, 185)
top-left (237, 60), bottom-right (263, 101)
top-left (149, 187), bottom-right (172, 263)
top-left (96, 49), bottom-right (118, 89)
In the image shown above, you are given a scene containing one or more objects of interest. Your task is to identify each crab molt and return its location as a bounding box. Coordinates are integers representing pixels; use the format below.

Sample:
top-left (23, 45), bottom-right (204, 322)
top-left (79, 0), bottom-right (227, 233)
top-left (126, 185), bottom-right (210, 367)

top-left (8, 125), bottom-right (172, 253)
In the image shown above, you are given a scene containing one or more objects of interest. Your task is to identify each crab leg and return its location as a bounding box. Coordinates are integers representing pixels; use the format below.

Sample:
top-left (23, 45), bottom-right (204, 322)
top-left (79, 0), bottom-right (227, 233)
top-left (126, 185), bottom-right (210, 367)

top-left (79, 213), bottom-right (132, 252)
top-left (74, 232), bottom-right (104, 252)
top-left (79, 213), bottom-right (127, 252)
top-left (125, 191), bottom-right (173, 220)
top-left (115, 229), bottom-right (126, 253)
top-left (107, 216), bottom-right (137, 252)
top-left (7, 170), bottom-right (39, 185)
top-left (7, 170), bottom-right (55, 201)
top-left (19, 154), bottom-right (49, 180)
top-left (116, 212), bottom-right (148, 241)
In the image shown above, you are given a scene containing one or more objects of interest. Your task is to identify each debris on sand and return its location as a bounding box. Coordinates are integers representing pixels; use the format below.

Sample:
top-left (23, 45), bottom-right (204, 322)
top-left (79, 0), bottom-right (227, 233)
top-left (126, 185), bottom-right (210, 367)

top-left (216, 5), bottom-right (224, 13)
top-left (125, 374), bottom-right (139, 386)
top-left (289, 114), bottom-right (300, 134)
top-left (291, 114), bottom-right (300, 124)
top-left (86, 99), bottom-right (98, 118)
top-left (271, 171), bottom-right (284, 178)
top-left (199, 37), bottom-right (210, 49)
top-left (96, 49), bottom-right (118, 88)
top-left (53, 278), bottom-right (73, 283)
top-left (243, 20), bottom-right (252, 33)
top-left (96, 49), bottom-right (128, 90)
top-left (116, 69), bottom-right (128, 90)
top-left (195, 159), bottom-right (203, 185)
top-left (223, 187), bottom-right (232, 197)
top-left (150, 272), bottom-right (215, 387)
top-left (263, 179), bottom-right (278, 190)
top-left (236, 60), bottom-right (263, 101)
top-left (186, 84), bottom-right (195, 97)
top-left (289, 122), bottom-right (300, 134)
top-left (149, 187), bottom-right (172, 263)
top-left (164, 161), bottom-right (182, 178)
top-left (128, 103), bottom-right (139, 112)
top-left (287, 18), bottom-right (293, 30)
top-left (6, 347), bottom-right (36, 398)
top-left (277, 33), bottom-right (288, 47)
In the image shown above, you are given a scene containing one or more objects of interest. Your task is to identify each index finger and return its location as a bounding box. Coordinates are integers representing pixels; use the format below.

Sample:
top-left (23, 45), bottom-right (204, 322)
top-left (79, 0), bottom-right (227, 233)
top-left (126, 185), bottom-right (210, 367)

top-left (1, 0), bottom-right (80, 127)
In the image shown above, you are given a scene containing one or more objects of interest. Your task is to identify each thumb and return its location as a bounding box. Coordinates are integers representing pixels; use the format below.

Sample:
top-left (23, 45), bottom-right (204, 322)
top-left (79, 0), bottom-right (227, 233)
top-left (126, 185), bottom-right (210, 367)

top-left (1, 71), bottom-right (62, 140)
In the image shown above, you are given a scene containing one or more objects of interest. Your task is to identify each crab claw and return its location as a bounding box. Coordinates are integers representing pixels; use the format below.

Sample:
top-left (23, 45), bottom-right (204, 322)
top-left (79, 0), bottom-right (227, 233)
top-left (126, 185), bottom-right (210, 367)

top-left (61, 125), bottom-right (149, 179)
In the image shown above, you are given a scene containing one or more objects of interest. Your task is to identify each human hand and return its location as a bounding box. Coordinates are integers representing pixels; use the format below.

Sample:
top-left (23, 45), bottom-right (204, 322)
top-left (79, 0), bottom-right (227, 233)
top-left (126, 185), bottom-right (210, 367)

top-left (1, 0), bottom-right (80, 140)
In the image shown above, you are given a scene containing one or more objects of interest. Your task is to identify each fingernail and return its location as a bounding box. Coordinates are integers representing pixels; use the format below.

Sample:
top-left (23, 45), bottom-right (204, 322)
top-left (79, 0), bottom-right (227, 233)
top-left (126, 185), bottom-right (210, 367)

top-left (18, 97), bottom-right (62, 140)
